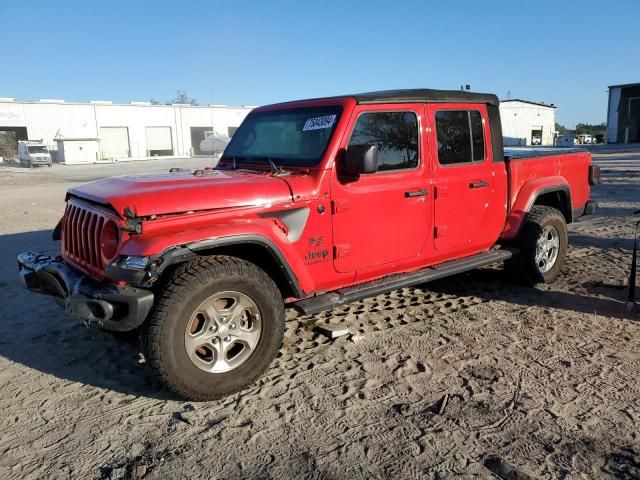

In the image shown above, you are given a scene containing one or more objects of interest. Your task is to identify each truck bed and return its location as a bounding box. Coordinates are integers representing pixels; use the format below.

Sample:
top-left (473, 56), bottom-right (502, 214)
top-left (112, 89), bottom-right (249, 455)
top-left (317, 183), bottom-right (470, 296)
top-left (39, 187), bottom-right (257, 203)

top-left (501, 148), bottom-right (592, 239)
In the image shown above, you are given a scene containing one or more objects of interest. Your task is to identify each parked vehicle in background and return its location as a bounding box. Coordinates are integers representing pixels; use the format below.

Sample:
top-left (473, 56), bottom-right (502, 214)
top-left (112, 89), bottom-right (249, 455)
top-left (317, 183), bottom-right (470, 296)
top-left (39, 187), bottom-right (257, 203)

top-left (199, 130), bottom-right (231, 156)
top-left (18, 141), bottom-right (52, 167)
top-left (556, 135), bottom-right (577, 147)
top-left (18, 88), bottom-right (599, 400)
top-left (531, 135), bottom-right (542, 145)
top-left (594, 134), bottom-right (605, 144)
top-left (576, 134), bottom-right (593, 145)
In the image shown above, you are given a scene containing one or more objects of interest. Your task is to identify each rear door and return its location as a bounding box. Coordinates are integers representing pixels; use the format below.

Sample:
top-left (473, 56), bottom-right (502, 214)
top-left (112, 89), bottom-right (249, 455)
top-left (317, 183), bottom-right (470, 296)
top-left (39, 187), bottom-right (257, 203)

top-left (426, 104), bottom-right (495, 252)
top-left (330, 104), bottom-right (431, 273)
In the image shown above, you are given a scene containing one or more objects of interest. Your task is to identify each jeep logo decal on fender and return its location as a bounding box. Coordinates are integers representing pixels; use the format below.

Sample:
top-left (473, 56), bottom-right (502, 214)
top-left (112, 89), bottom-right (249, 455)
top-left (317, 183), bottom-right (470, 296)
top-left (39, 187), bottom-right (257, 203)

top-left (304, 248), bottom-right (329, 265)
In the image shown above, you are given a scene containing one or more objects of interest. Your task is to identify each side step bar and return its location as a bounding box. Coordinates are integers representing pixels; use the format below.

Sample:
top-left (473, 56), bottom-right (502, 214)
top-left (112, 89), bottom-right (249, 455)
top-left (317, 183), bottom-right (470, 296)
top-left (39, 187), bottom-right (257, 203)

top-left (293, 248), bottom-right (516, 316)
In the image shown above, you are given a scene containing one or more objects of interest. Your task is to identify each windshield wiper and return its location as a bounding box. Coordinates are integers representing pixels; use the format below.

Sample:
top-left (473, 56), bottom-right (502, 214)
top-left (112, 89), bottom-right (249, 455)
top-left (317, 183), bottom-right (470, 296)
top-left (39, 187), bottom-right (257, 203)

top-left (252, 156), bottom-right (281, 173)
top-left (220, 156), bottom-right (253, 171)
top-left (222, 156), bottom-right (287, 174)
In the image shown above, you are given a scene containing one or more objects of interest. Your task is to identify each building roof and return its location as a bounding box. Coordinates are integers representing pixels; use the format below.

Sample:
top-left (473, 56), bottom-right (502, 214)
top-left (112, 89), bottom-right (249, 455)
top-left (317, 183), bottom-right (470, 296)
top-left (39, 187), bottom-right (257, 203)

top-left (608, 82), bottom-right (640, 89)
top-left (55, 137), bottom-right (99, 142)
top-left (500, 99), bottom-right (556, 109)
top-left (0, 98), bottom-right (252, 109)
top-left (352, 89), bottom-right (499, 106)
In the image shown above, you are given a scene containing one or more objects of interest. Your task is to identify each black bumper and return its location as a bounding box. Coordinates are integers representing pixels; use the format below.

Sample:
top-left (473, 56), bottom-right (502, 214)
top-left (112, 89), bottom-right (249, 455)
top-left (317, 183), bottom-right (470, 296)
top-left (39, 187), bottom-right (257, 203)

top-left (17, 252), bottom-right (154, 331)
top-left (573, 200), bottom-right (599, 219)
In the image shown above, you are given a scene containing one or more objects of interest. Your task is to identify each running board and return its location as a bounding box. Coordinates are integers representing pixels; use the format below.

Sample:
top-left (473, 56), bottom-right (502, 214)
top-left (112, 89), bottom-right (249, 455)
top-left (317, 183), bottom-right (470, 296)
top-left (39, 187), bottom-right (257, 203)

top-left (293, 249), bottom-right (516, 315)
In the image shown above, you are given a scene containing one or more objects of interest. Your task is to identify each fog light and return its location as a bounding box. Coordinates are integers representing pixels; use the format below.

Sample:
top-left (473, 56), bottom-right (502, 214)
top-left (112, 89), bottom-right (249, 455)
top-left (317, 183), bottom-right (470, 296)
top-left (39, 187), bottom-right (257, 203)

top-left (119, 256), bottom-right (149, 269)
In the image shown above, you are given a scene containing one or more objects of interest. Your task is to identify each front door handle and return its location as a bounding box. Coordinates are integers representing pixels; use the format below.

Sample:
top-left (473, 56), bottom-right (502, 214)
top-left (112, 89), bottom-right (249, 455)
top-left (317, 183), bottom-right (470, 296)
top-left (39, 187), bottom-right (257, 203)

top-left (405, 188), bottom-right (429, 198)
top-left (469, 180), bottom-right (489, 189)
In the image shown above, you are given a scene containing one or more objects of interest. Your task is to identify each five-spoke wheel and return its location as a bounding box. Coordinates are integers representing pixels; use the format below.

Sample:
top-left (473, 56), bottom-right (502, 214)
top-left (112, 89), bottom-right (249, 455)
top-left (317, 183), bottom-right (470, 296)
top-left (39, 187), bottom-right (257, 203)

top-left (142, 256), bottom-right (284, 401)
top-left (185, 291), bottom-right (262, 373)
top-left (535, 224), bottom-right (560, 273)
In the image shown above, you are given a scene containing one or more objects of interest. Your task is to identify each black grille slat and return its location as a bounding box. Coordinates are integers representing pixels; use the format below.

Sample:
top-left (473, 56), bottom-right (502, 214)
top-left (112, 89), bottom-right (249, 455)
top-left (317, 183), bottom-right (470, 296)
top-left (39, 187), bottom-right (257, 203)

top-left (87, 214), bottom-right (97, 267)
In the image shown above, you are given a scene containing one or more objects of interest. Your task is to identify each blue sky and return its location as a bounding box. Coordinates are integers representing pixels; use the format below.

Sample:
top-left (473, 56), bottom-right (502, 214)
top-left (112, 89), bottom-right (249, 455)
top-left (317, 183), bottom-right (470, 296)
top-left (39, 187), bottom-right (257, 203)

top-left (1, 0), bottom-right (638, 126)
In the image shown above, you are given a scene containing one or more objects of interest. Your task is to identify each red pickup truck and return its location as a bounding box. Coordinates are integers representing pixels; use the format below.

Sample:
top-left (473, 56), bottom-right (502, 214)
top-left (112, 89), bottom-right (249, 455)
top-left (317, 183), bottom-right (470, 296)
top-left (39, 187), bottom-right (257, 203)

top-left (18, 89), bottom-right (599, 400)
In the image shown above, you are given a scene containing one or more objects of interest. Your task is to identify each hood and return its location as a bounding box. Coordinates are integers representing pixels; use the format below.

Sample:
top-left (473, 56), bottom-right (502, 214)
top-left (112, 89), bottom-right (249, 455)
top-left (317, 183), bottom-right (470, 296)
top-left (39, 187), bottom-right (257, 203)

top-left (69, 169), bottom-right (293, 217)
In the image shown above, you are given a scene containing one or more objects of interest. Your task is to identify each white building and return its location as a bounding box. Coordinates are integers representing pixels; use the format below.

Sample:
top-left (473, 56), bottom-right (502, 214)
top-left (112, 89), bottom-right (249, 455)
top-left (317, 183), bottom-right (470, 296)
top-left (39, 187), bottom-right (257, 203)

top-left (0, 98), bottom-right (254, 164)
top-left (499, 99), bottom-right (557, 146)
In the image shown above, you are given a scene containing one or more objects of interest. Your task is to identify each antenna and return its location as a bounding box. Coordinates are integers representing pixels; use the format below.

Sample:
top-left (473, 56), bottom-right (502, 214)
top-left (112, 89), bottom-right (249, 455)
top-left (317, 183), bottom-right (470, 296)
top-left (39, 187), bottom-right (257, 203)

top-left (506, 90), bottom-right (512, 99)
top-left (211, 87), bottom-right (215, 134)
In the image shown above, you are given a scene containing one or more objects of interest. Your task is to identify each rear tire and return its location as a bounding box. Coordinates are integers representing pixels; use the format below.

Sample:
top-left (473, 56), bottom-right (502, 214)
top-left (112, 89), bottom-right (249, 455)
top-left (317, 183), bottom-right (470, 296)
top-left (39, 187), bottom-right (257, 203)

top-left (505, 205), bottom-right (568, 285)
top-left (142, 256), bottom-right (284, 401)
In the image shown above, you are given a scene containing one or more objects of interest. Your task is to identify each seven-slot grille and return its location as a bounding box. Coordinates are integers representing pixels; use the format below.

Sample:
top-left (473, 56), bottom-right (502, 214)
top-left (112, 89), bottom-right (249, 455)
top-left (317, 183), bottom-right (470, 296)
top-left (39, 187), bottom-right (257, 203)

top-left (61, 201), bottom-right (112, 279)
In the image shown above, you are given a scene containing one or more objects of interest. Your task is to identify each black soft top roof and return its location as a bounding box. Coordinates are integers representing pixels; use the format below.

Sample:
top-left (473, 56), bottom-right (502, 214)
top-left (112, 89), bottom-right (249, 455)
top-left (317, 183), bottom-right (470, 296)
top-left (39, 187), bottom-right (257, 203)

top-left (352, 89), bottom-right (499, 106)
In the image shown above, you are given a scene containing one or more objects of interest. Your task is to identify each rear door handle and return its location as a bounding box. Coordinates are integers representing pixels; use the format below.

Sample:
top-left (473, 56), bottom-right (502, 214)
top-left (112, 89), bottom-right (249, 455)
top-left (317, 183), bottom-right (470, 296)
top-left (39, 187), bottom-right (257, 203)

top-left (469, 180), bottom-right (489, 189)
top-left (405, 188), bottom-right (429, 198)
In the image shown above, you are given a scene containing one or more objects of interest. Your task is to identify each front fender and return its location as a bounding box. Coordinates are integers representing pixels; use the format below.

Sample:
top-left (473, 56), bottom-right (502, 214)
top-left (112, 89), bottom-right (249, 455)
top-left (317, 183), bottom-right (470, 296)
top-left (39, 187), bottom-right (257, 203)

top-left (117, 215), bottom-right (314, 296)
top-left (501, 177), bottom-right (570, 240)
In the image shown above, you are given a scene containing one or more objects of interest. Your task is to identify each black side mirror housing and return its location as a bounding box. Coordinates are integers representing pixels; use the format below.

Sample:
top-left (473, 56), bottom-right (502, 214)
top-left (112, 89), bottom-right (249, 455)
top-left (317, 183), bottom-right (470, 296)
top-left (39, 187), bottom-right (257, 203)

top-left (343, 144), bottom-right (378, 175)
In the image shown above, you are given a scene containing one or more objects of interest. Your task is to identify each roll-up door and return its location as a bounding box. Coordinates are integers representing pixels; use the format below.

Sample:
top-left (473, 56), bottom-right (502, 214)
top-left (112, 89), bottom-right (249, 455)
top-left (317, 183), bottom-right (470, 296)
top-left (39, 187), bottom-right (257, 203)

top-left (146, 126), bottom-right (173, 155)
top-left (100, 127), bottom-right (130, 159)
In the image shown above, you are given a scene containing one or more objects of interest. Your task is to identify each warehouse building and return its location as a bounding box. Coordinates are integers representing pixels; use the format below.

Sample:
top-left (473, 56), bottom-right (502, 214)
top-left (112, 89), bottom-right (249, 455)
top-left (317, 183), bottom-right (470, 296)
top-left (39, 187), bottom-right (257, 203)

top-left (499, 99), bottom-right (557, 146)
top-left (0, 98), bottom-right (254, 163)
top-left (607, 83), bottom-right (640, 144)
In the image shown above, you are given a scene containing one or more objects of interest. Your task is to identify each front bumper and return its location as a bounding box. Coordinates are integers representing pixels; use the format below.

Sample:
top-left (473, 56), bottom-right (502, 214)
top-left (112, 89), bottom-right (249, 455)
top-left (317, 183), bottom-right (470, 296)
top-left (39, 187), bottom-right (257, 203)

top-left (17, 252), bottom-right (154, 331)
top-left (29, 158), bottom-right (51, 165)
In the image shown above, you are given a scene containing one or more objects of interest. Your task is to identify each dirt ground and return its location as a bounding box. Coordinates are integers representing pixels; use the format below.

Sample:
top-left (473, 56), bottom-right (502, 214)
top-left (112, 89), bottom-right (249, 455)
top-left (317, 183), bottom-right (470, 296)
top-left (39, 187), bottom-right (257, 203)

top-left (0, 152), bottom-right (639, 479)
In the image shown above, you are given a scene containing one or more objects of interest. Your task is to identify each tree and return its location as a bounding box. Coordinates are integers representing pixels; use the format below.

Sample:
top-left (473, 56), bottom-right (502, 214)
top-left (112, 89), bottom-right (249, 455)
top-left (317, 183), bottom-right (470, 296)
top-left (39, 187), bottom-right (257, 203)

top-left (575, 123), bottom-right (606, 136)
top-left (167, 90), bottom-right (198, 106)
top-left (555, 122), bottom-right (571, 135)
top-left (148, 97), bottom-right (161, 105)
top-left (0, 131), bottom-right (17, 159)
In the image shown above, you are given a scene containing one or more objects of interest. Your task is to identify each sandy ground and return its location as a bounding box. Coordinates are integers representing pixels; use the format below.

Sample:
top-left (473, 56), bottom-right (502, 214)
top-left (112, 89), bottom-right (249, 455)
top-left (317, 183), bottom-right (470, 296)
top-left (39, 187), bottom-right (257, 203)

top-left (0, 152), bottom-right (639, 479)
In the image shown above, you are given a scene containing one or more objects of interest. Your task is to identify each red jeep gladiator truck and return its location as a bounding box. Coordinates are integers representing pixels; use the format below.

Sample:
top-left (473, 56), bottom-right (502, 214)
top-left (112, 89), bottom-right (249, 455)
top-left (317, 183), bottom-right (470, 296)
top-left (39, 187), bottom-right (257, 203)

top-left (18, 89), bottom-right (599, 400)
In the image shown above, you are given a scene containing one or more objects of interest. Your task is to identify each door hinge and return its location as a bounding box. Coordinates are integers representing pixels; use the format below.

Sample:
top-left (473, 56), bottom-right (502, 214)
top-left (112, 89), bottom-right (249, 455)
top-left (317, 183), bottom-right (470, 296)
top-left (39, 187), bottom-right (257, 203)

top-left (331, 200), bottom-right (351, 214)
top-left (334, 244), bottom-right (352, 258)
top-left (434, 226), bottom-right (448, 238)
top-left (434, 186), bottom-right (448, 199)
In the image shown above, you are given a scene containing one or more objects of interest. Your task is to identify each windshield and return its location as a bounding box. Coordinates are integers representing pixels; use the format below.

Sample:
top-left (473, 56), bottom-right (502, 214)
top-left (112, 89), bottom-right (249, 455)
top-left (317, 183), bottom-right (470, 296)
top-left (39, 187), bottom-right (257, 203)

top-left (222, 106), bottom-right (342, 167)
top-left (27, 145), bottom-right (48, 154)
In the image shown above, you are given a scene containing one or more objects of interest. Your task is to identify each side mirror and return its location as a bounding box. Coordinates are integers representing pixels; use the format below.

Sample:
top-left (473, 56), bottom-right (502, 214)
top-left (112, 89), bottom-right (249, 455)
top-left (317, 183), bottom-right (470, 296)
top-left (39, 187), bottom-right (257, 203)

top-left (343, 144), bottom-right (378, 175)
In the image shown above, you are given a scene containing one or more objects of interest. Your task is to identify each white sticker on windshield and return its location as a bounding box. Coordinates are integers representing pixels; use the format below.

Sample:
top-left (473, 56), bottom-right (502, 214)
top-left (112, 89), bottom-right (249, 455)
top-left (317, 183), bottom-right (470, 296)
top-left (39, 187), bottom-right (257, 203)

top-left (303, 114), bottom-right (336, 131)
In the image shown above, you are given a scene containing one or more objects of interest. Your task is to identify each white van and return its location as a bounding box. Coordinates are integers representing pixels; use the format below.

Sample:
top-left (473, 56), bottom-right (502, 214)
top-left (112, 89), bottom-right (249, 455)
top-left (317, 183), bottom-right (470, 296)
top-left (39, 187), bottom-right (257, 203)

top-left (576, 134), bottom-right (593, 145)
top-left (18, 141), bottom-right (52, 168)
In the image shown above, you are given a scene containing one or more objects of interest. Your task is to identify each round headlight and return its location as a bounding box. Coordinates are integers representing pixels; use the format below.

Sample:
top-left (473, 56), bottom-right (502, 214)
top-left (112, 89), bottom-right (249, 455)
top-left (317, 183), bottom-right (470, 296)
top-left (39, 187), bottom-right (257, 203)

top-left (100, 220), bottom-right (119, 260)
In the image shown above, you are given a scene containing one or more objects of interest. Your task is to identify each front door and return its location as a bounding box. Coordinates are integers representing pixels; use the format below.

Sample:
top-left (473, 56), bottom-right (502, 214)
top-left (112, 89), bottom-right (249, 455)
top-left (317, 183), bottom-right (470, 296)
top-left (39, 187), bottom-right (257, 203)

top-left (426, 104), bottom-right (495, 253)
top-left (330, 104), bottom-right (431, 273)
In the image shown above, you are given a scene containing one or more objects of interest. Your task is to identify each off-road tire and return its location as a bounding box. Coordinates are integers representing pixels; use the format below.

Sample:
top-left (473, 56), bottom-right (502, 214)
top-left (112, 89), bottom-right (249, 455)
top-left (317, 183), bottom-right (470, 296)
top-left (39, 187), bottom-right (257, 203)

top-left (505, 205), bottom-right (568, 285)
top-left (141, 255), bottom-right (284, 401)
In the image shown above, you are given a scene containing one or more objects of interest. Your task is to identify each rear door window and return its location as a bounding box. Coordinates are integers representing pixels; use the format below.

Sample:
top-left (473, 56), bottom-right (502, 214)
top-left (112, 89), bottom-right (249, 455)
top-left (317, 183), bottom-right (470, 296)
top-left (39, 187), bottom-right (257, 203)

top-left (435, 110), bottom-right (485, 165)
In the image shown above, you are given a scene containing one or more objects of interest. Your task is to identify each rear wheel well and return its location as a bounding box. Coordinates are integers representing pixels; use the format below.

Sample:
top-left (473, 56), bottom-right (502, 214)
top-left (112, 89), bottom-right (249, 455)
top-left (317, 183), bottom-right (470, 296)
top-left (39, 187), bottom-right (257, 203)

top-left (532, 189), bottom-right (572, 224)
top-left (157, 244), bottom-right (298, 300)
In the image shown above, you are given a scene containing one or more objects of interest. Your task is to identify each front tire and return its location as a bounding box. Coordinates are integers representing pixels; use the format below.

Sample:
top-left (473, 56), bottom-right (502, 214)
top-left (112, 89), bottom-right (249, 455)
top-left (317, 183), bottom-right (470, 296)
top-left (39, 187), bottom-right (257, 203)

top-left (505, 205), bottom-right (568, 285)
top-left (142, 256), bottom-right (284, 401)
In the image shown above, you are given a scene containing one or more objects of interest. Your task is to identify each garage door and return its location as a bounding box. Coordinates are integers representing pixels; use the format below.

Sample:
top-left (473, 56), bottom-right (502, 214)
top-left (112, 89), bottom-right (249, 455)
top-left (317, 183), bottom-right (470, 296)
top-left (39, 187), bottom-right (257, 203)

top-left (100, 127), bottom-right (130, 159)
top-left (146, 126), bottom-right (173, 154)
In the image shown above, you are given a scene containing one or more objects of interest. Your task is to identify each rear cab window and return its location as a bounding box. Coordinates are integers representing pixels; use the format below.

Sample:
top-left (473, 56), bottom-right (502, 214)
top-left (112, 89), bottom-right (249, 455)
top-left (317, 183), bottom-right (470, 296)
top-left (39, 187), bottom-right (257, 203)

top-left (435, 110), bottom-right (485, 165)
